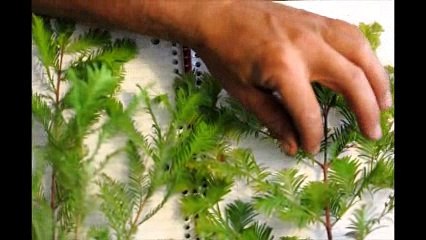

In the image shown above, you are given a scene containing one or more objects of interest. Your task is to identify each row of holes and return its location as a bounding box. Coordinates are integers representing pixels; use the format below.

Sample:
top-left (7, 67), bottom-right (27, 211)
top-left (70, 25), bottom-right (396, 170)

top-left (151, 38), bottom-right (183, 74)
top-left (150, 38), bottom-right (204, 239)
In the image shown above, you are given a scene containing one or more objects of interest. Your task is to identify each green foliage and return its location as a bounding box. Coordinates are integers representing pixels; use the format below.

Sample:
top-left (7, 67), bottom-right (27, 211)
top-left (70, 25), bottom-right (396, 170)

top-left (190, 200), bottom-right (275, 240)
top-left (249, 22), bottom-right (394, 240)
top-left (98, 175), bottom-right (134, 237)
top-left (359, 22), bottom-right (384, 51)
top-left (345, 205), bottom-right (386, 240)
top-left (32, 14), bottom-right (139, 240)
top-left (329, 157), bottom-right (361, 195)
top-left (68, 38), bottom-right (137, 83)
top-left (87, 227), bottom-right (110, 240)
top-left (300, 182), bottom-right (331, 216)
top-left (32, 14), bottom-right (56, 67)
top-left (219, 97), bottom-right (265, 139)
top-left (226, 200), bottom-right (258, 233)
top-left (33, 16), bottom-right (393, 240)
top-left (280, 237), bottom-right (311, 240)
top-left (66, 64), bottom-right (120, 135)
top-left (32, 94), bottom-right (52, 130)
top-left (33, 13), bottom-right (269, 239)
top-left (254, 169), bottom-right (320, 227)
top-left (65, 29), bottom-right (111, 54)
top-left (32, 200), bottom-right (53, 240)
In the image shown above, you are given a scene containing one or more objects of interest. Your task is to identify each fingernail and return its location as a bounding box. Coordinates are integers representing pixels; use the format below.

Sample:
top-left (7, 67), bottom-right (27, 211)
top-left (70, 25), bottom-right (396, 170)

top-left (301, 143), bottom-right (320, 155)
top-left (282, 141), bottom-right (297, 156)
top-left (309, 145), bottom-right (320, 155)
top-left (282, 143), bottom-right (292, 155)
top-left (371, 124), bottom-right (382, 140)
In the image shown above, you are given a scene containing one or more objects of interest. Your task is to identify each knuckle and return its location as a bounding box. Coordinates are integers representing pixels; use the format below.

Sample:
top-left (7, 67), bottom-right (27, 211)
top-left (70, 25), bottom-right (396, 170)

top-left (353, 33), bottom-right (370, 54)
top-left (349, 67), bottom-right (366, 82)
top-left (256, 47), bottom-right (293, 88)
top-left (345, 25), bottom-right (371, 52)
top-left (346, 22), bottom-right (363, 35)
top-left (325, 18), bottom-right (346, 32)
top-left (291, 30), bottom-right (317, 47)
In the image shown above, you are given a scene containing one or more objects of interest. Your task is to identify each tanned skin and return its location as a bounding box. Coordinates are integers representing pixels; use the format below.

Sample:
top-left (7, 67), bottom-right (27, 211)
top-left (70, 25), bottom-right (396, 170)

top-left (32, 0), bottom-right (392, 156)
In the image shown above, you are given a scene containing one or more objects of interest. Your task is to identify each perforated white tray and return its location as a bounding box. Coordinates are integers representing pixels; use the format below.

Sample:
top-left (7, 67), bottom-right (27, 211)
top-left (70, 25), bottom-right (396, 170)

top-left (32, 1), bottom-right (394, 239)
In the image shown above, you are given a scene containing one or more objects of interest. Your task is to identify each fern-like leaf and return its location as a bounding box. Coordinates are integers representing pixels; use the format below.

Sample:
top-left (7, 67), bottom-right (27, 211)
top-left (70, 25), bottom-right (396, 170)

top-left (225, 200), bottom-right (258, 233)
top-left (87, 226), bottom-right (111, 240)
top-left (32, 14), bottom-right (57, 67)
top-left (32, 201), bottom-right (53, 240)
top-left (300, 181), bottom-right (330, 216)
top-left (68, 38), bottom-right (137, 81)
top-left (65, 63), bottom-right (120, 135)
top-left (65, 28), bottom-right (111, 54)
top-left (126, 140), bottom-right (150, 208)
top-left (273, 168), bottom-right (307, 197)
top-left (359, 22), bottom-right (384, 51)
top-left (362, 158), bottom-right (394, 192)
top-left (52, 18), bottom-right (75, 47)
top-left (329, 156), bottom-right (361, 195)
top-left (98, 174), bottom-right (133, 236)
top-left (32, 94), bottom-right (52, 130)
top-left (241, 222), bottom-right (274, 240)
top-left (345, 205), bottom-right (384, 240)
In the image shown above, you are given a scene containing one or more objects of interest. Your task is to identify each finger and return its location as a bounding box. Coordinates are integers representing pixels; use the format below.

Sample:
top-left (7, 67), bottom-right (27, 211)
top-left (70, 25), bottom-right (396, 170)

top-left (311, 42), bottom-right (382, 140)
top-left (263, 64), bottom-right (323, 154)
top-left (224, 82), bottom-right (299, 156)
top-left (322, 19), bottom-right (392, 110)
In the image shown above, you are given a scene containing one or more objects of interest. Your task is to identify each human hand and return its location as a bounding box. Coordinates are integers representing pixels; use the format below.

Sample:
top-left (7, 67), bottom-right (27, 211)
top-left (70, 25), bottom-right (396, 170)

top-left (32, 0), bottom-right (392, 156)
top-left (193, 1), bottom-right (392, 155)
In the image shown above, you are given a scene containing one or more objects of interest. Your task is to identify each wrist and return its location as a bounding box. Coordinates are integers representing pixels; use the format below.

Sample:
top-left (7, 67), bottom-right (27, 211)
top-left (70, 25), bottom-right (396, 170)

top-left (139, 1), bottom-right (194, 46)
top-left (32, 0), bottom-right (232, 49)
top-left (142, 1), bottom-right (234, 49)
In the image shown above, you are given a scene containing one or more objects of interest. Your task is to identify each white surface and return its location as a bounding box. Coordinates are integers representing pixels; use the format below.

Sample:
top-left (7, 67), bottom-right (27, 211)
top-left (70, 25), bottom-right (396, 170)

top-left (32, 1), bottom-right (394, 239)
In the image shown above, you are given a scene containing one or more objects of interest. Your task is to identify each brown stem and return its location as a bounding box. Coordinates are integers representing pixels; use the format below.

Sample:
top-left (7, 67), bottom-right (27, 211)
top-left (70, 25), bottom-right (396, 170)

top-left (323, 106), bottom-right (329, 166)
top-left (322, 106), bottom-right (333, 240)
top-left (55, 45), bottom-right (65, 104)
top-left (131, 193), bottom-right (150, 229)
top-left (309, 155), bottom-right (325, 169)
top-left (50, 173), bottom-right (56, 209)
top-left (74, 216), bottom-right (80, 240)
top-left (50, 171), bottom-right (56, 240)
top-left (325, 212), bottom-right (333, 240)
top-left (51, 45), bottom-right (64, 240)
top-left (323, 163), bottom-right (332, 240)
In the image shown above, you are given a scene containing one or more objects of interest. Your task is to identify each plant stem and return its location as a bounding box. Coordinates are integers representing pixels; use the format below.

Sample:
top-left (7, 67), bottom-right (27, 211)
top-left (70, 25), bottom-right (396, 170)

top-left (138, 191), bottom-right (172, 225)
top-left (132, 195), bottom-right (149, 226)
top-left (323, 107), bottom-right (329, 167)
top-left (243, 165), bottom-right (326, 225)
top-left (215, 203), bottom-right (223, 223)
top-left (50, 44), bottom-right (65, 240)
top-left (307, 155), bottom-right (325, 169)
top-left (323, 160), bottom-right (333, 240)
top-left (331, 153), bottom-right (380, 226)
top-left (211, 205), bottom-right (239, 238)
top-left (50, 171), bottom-right (56, 240)
top-left (93, 147), bottom-right (126, 176)
top-left (45, 66), bottom-right (56, 94)
top-left (322, 106), bottom-right (333, 240)
top-left (55, 44), bottom-right (65, 104)
top-left (74, 216), bottom-right (80, 240)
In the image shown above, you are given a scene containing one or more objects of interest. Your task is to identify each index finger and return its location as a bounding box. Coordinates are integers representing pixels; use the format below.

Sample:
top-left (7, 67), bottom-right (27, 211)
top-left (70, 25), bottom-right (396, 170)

top-left (323, 19), bottom-right (392, 110)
